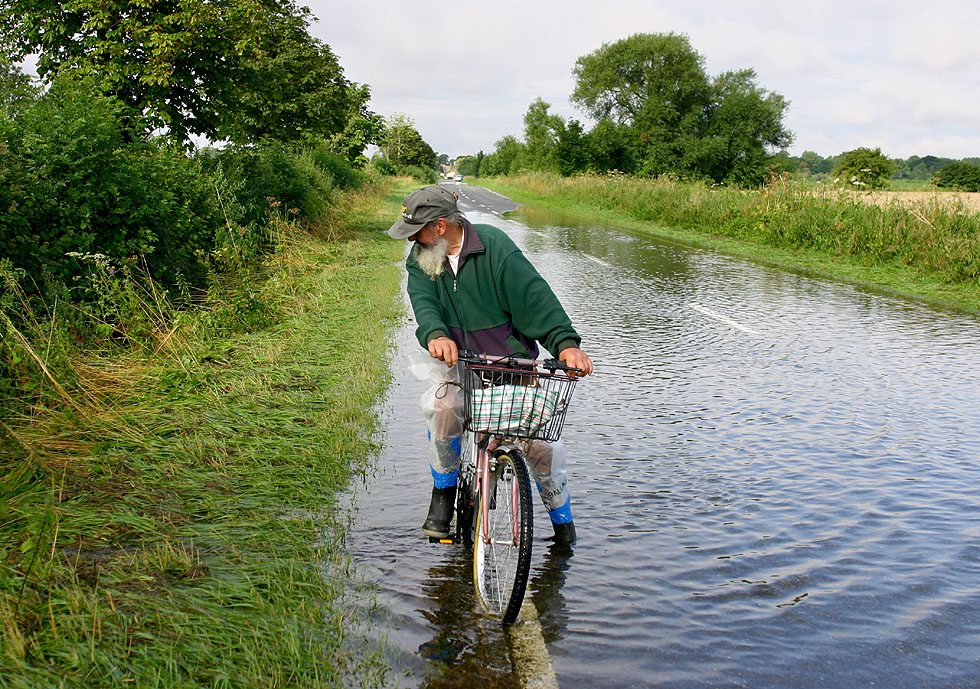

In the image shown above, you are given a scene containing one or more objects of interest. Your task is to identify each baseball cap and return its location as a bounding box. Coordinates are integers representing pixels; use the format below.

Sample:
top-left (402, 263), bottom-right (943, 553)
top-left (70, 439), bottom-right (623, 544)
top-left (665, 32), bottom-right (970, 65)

top-left (387, 186), bottom-right (458, 239)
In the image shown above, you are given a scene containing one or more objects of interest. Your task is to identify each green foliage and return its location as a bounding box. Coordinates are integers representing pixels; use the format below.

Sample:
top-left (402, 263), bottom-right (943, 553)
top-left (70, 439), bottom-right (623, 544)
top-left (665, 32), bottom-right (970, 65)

top-left (378, 113), bottom-right (437, 170)
top-left (398, 165), bottom-right (438, 183)
top-left (523, 97), bottom-right (562, 172)
top-left (572, 32), bottom-right (714, 176)
top-left (479, 135), bottom-right (525, 176)
top-left (934, 162), bottom-right (980, 192)
top-left (198, 140), bottom-right (362, 230)
top-left (700, 69), bottom-right (793, 186)
top-left (554, 119), bottom-right (588, 176)
top-left (371, 155), bottom-right (397, 176)
top-left (1, 75), bottom-right (222, 294)
top-left (214, 8), bottom-right (369, 146)
top-left (583, 119), bottom-right (637, 173)
top-left (833, 147), bottom-right (894, 190)
top-left (497, 173), bottom-right (980, 290)
top-left (472, 32), bottom-right (792, 185)
top-left (456, 154), bottom-right (482, 177)
top-left (6, 0), bottom-right (372, 148)
top-left (0, 61), bottom-right (38, 119)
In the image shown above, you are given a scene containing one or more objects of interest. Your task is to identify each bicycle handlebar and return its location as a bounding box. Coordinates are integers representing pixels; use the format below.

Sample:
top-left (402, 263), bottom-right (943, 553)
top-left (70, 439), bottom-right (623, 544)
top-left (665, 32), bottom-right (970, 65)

top-left (457, 349), bottom-right (583, 374)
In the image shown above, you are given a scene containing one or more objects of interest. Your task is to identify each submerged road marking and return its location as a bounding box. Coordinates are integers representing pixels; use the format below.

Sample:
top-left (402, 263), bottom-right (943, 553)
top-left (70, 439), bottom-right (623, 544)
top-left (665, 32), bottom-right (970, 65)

top-left (507, 600), bottom-right (559, 689)
top-left (688, 303), bottom-right (761, 336)
top-left (583, 254), bottom-right (612, 267)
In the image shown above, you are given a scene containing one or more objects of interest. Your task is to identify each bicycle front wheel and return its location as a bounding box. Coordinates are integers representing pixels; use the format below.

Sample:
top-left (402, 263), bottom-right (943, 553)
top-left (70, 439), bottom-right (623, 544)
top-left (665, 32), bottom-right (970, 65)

top-left (473, 449), bottom-right (533, 625)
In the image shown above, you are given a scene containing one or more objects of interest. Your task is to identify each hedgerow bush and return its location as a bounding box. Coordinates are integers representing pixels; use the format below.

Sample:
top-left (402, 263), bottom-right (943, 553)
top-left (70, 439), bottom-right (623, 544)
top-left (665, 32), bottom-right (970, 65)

top-left (197, 140), bottom-right (364, 230)
top-left (935, 162), bottom-right (980, 192)
top-left (0, 76), bottom-right (222, 295)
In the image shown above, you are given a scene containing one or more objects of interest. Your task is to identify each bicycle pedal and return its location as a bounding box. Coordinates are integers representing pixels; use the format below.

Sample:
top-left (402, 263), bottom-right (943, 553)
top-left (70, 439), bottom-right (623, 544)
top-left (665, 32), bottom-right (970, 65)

top-left (428, 536), bottom-right (455, 544)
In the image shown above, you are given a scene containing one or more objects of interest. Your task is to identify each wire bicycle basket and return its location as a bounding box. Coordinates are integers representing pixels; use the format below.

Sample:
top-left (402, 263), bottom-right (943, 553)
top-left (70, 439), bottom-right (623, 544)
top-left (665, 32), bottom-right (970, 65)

top-left (460, 359), bottom-right (579, 442)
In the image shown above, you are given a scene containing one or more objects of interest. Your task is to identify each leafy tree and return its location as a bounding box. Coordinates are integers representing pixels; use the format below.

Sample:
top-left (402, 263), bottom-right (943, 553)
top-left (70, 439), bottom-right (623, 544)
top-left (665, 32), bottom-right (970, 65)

top-left (215, 9), bottom-right (370, 146)
top-left (570, 32), bottom-right (791, 183)
top-left (584, 118), bottom-right (637, 173)
top-left (797, 150), bottom-right (834, 177)
top-left (572, 32), bottom-right (711, 174)
top-left (0, 75), bottom-right (222, 291)
top-left (378, 114), bottom-right (436, 170)
top-left (5, 0), bottom-right (369, 147)
top-left (479, 135), bottom-right (525, 176)
top-left (700, 68), bottom-right (793, 186)
top-left (0, 56), bottom-right (37, 119)
top-left (456, 154), bottom-right (480, 177)
top-left (523, 97), bottom-right (563, 171)
top-left (833, 147), bottom-right (893, 189)
top-left (935, 161), bottom-right (980, 192)
top-left (554, 119), bottom-right (588, 176)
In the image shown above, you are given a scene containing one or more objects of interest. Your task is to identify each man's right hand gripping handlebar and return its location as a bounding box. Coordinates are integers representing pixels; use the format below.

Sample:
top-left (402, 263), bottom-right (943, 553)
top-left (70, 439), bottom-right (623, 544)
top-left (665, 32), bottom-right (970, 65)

top-left (428, 336), bottom-right (460, 367)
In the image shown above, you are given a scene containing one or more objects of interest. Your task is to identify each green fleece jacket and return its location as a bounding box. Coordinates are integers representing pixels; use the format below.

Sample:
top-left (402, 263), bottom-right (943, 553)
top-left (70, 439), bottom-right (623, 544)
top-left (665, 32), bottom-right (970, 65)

top-left (406, 220), bottom-right (581, 358)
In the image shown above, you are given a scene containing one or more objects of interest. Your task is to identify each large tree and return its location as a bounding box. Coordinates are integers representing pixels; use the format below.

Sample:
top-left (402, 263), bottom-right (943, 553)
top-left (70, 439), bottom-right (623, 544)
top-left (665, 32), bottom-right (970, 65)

top-left (522, 97), bottom-right (563, 172)
top-left (378, 113), bottom-right (436, 170)
top-left (571, 32), bottom-right (792, 183)
top-left (700, 69), bottom-right (793, 185)
top-left (3, 0), bottom-right (370, 146)
top-left (572, 32), bottom-right (711, 174)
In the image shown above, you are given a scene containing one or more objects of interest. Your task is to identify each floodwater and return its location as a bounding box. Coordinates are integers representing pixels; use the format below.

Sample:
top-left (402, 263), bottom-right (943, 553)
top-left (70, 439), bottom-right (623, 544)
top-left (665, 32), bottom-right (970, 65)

top-left (340, 194), bottom-right (980, 688)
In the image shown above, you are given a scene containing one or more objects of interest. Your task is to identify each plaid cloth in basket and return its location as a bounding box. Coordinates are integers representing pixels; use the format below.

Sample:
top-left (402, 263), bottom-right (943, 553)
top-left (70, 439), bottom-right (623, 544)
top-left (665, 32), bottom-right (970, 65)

top-left (469, 384), bottom-right (560, 435)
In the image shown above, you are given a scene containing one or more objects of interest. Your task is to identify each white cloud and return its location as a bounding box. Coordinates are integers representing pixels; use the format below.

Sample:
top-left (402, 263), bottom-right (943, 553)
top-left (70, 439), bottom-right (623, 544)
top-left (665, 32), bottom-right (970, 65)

top-left (309, 0), bottom-right (980, 159)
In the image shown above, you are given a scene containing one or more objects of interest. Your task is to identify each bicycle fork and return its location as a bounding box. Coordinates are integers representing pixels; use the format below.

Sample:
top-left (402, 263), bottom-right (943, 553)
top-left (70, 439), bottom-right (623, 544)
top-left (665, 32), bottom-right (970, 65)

top-left (478, 444), bottom-right (520, 547)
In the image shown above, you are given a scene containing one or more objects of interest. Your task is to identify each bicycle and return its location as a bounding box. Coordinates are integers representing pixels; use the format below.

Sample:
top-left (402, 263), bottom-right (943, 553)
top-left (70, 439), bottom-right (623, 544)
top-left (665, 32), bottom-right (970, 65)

top-left (432, 349), bottom-right (581, 625)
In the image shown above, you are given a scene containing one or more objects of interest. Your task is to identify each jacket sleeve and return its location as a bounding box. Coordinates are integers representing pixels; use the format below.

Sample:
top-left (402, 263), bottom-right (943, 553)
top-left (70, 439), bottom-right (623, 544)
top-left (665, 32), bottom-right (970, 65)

top-left (495, 248), bottom-right (581, 356)
top-left (406, 260), bottom-right (449, 347)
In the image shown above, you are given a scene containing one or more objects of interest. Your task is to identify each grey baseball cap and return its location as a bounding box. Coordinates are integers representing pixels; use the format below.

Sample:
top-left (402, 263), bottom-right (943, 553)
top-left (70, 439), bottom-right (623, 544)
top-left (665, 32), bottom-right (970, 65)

top-left (387, 186), bottom-right (458, 239)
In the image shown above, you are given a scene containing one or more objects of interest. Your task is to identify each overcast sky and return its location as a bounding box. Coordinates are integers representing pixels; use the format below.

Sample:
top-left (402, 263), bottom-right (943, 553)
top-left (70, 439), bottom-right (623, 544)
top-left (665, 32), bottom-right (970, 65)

top-left (311, 0), bottom-right (980, 161)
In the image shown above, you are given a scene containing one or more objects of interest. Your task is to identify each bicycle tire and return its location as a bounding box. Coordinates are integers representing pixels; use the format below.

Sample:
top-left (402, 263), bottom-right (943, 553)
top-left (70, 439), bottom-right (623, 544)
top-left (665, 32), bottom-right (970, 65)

top-left (455, 470), bottom-right (475, 546)
top-left (472, 448), bottom-right (533, 625)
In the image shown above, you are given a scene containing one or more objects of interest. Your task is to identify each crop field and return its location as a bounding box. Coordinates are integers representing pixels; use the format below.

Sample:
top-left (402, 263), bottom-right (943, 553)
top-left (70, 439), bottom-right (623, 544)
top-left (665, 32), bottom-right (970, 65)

top-left (850, 190), bottom-right (980, 214)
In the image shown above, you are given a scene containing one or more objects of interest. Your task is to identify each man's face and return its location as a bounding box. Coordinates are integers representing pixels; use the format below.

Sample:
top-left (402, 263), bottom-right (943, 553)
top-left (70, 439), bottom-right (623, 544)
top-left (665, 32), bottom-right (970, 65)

top-left (408, 219), bottom-right (443, 247)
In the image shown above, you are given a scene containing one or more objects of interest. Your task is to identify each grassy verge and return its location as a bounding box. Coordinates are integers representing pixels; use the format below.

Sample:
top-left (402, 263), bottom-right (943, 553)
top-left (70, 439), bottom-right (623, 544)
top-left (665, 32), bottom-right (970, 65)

top-left (478, 173), bottom-right (980, 314)
top-left (1, 181), bottom-right (412, 687)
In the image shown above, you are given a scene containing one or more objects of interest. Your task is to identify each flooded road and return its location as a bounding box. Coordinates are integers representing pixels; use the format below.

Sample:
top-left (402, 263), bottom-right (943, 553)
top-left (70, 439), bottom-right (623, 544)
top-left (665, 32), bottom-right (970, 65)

top-left (341, 187), bottom-right (980, 688)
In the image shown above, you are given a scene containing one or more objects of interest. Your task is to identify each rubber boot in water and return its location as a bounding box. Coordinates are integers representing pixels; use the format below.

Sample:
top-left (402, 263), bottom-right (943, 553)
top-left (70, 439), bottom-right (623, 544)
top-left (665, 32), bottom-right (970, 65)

top-left (553, 521), bottom-right (577, 547)
top-left (421, 486), bottom-right (456, 539)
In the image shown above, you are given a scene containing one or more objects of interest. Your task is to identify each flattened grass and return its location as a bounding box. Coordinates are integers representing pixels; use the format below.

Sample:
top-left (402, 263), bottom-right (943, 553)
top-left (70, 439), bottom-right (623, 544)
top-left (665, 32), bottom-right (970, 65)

top-left (1, 182), bottom-right (408, 687)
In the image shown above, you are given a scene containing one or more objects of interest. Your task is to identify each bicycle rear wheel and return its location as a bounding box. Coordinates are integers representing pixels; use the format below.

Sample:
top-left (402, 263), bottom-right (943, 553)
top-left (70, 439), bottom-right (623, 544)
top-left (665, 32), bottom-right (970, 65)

top-left (473, 449), bottom-right (533, 625)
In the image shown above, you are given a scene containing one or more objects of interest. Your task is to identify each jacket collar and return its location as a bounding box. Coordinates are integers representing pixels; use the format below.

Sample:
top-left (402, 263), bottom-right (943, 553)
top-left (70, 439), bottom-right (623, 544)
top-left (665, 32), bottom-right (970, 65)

top-left (445, 217), bottom-right (484, 273)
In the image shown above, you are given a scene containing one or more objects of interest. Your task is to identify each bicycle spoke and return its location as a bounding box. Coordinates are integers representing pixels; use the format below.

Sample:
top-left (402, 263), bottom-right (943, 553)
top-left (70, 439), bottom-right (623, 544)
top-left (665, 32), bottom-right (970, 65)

top-left (473, 451), bottom-right (533, 625)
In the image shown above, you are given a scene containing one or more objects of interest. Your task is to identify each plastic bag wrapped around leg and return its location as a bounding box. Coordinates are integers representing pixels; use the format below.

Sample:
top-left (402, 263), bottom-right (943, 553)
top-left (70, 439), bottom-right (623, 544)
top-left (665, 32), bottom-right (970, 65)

top-left (523, 438), bottom-right (570, 514)
top-left (412, 357), bottom-right (466, 476)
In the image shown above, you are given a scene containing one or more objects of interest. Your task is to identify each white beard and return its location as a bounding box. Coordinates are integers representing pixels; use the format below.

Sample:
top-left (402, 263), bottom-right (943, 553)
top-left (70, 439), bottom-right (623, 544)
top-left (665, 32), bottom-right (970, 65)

top-left (414, 236), bottom-right (450, 279)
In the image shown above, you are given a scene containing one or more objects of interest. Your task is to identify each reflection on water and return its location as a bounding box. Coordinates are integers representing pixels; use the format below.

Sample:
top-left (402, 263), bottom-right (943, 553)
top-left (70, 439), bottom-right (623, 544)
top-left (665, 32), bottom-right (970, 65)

top-left (343, 202), bottom-right (980, 688)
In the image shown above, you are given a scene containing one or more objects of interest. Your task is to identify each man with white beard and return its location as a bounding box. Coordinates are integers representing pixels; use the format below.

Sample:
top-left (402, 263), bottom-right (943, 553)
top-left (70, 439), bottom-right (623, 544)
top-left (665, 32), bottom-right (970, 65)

top-left (388, 185), bottom-right (593, 546)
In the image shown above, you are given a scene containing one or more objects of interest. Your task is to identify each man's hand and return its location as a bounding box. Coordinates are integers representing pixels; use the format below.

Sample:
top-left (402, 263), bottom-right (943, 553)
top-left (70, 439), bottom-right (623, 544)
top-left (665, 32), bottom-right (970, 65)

top-left (428, 336), bottom-right (459, 367)
top-left (558, 347), bottom-right (593, 377)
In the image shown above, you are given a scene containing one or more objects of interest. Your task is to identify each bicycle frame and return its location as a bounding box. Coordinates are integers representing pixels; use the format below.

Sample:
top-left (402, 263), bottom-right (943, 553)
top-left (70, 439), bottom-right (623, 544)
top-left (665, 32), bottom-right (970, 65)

top-left (464, 431), bottom-right (521, 548)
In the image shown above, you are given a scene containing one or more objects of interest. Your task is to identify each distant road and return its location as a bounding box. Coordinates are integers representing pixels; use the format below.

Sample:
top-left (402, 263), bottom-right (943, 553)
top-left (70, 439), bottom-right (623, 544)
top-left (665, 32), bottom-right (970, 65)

top-left (439, 180), bottom-right (522, 216)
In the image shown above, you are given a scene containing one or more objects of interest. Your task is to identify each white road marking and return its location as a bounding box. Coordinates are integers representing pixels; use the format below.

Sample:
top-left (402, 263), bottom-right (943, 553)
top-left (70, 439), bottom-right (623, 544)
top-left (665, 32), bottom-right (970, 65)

top-left (507, 600), bottom-right (559, 689)
top-left (688, 303), bottom-right (761, 336)
top-left (583, 254), bottom-right (612, 267)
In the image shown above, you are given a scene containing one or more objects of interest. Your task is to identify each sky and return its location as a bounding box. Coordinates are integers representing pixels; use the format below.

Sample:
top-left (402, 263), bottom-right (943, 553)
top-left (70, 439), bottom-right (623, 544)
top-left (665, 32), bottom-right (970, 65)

top-left (311, 0), bottom-right (980, 161)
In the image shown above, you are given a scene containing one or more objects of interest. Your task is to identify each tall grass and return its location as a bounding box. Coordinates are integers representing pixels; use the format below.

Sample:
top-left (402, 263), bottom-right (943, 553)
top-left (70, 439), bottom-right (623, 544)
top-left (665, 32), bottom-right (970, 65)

top-left (0, 179), bottom-right (405, 687)
top-left (492, 173), bottom-right (980, 288)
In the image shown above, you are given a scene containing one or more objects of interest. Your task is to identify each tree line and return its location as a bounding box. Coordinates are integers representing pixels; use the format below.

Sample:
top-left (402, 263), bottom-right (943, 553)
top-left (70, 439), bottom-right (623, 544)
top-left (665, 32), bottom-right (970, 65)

top-left (455, 33), bottom-right (792, 187)
top-left (448, 32), bottom-right (980, 193)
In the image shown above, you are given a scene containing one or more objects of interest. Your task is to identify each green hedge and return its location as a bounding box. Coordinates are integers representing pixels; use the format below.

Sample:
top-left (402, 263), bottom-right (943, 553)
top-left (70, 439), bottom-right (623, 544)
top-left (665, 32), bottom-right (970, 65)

top-left (0, 77), bottom-right (223, 294)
